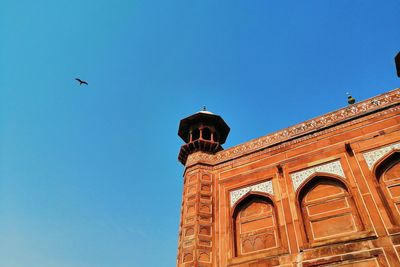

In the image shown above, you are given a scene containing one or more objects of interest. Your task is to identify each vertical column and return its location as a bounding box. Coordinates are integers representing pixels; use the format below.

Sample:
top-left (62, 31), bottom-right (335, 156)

top-left (177, 165), bottom-right (214, 267)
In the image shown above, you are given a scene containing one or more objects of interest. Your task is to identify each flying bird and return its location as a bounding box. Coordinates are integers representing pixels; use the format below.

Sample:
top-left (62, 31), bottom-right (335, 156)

top-left (75, 78), bottom-right (88, 85)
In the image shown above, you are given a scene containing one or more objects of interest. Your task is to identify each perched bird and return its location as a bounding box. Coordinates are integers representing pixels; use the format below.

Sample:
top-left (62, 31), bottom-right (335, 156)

top-left (346, 92), bottom-right (356, 105)
top-left (75, 78), bottom-right (88, 85)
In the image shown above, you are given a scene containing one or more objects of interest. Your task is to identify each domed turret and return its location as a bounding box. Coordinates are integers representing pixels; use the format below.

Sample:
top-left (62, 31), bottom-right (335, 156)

top-left (178, 109), bottom-right (230, 165)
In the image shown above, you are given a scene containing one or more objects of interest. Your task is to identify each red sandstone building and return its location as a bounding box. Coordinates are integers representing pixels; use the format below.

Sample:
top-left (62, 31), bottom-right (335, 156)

top-left (176, 88), bottom-right (400, 266)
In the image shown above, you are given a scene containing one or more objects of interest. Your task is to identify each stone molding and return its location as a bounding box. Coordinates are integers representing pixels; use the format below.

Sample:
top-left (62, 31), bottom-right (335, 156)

top-left (290, 160), bottom-right (346, 191)
top-left (363, 142), bottom-right (400, 170)
top-left (230, 180), bottom-right (274, 207)
top-left (185, 89), bottom-right (400, 167)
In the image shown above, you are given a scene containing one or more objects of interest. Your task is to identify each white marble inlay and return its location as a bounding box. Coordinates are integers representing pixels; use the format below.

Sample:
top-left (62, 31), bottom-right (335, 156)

top-left (363, 142), bottom-right (400, 169)
top-left (290, 160), bottom-right (345, 191)
top-left (230, 180), bottom-right (273, 207)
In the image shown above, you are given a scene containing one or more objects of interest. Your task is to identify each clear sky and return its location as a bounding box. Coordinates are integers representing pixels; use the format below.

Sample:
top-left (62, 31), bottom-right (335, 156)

top-left (0, 1), bottom-right (399, 266)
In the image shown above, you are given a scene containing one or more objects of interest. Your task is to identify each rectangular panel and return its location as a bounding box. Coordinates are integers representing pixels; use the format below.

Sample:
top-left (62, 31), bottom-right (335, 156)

top-left (395, 202), bottom-right (400, 215)
top-left (305, 184), bottom-right (344, 203)
top-left (188, 174), bottom-right (197, 183)
top-left (200, 194), bottom-right (211, 201)
top-left (201, 184), bottom-right (212, 193)
top-left (335, 258), bottom-right (378, 267)
top-left (311, 213), bottom-right (356, 239)
top-left (240, 231), bottom-right (276, 254)
top-left (241, 216), bottom-right (274, 233)
top-left (307, 198), bottom-right (348, 216)
top-left (187, 185), bottom-right (196, 194)
top-left (388, 184), bottom-right (400, 198)
top-left (186, 204), bottom-right (195, 214)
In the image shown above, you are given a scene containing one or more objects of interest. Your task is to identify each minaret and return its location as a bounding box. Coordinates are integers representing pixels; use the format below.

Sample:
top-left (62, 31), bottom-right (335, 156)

top-left (176, 109), bottom-right (230, 267)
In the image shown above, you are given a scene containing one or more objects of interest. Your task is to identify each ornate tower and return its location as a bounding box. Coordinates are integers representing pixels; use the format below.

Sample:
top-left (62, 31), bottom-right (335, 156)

top-left (177, 109), bottom-right (230, 267)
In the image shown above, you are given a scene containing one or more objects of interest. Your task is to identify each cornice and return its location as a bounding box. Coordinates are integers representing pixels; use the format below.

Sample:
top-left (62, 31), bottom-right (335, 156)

top-left (185, 88), bottom-right (400, 167)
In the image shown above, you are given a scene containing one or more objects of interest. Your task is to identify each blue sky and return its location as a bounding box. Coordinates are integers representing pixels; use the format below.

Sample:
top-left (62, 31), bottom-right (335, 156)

top-left (0, 1), bottom-right (399, 266)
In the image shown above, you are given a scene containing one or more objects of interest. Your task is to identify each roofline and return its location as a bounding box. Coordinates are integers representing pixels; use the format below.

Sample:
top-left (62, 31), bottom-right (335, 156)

top-left (184, 88), bottom-right (400, 167)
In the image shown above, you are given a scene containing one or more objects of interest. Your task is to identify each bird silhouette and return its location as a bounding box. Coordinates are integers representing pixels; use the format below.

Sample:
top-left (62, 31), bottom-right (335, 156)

top-left (75, 78), bottom-right (88, 85)
top-left (346, 92), bottom-right (356, 105)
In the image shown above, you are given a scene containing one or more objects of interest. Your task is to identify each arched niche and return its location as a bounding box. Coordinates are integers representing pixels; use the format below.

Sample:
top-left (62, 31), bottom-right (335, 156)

top-left (297, 175), bottom-right (363, 243)
top-left (373, 151), bottom-right (400, 225)
top-left (232, 193), bottom-right (279, 257)
top-left (202, 127), bottom-right (212, 141)
top-left (191, 128), bottom-right (200, 141)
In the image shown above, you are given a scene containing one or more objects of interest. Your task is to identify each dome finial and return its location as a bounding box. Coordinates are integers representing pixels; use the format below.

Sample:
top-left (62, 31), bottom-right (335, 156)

top-left (202, 106), bottom-right (207, 111)
top-left (346, 92), bottom-right (356, 105)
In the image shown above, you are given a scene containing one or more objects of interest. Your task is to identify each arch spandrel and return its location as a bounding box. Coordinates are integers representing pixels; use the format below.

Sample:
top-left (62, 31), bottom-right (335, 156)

top-left (373, 151), bottom-right (400, 224)
top-left (290, 160), bottom-right (346, 192)
top-left (363, 142), bottom-right (400, 170)
top-left (230, 180), bottom-right (274, 207)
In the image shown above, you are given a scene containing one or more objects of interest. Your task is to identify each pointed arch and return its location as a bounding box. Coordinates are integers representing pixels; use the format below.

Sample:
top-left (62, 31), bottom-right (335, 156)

top-left (191, 128), bottom-right (200, 141)
top-left (373, 150), bottom-right (400, 180)
top-left (297, 175), bottom-right (363, 242)
top-left (202, 127), bottom-right (212, 141)
top-left (372, 151), bottom-right (400, 225)
top-left (232, 193), bottom-right (279, 257)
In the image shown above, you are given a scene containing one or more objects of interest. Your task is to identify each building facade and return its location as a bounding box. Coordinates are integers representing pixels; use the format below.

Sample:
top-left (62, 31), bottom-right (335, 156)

top-left (176, 88), bottom-right (400, 267)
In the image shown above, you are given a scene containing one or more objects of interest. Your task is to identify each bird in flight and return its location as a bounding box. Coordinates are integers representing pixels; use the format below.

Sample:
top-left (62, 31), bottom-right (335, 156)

top-left (75, 78), bottom-right (88, 85)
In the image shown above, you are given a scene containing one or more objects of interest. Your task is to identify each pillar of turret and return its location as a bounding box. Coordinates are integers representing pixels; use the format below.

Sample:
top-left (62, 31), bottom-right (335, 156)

top-left (176, 110), bottom-right (230, 267)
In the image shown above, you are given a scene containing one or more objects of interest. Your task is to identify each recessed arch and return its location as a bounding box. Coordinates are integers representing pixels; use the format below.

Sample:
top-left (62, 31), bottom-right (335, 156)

top-left (373, 150), bottom-right (400, 180)
top-left (232, 191), bottom-right (275, 215)
top-left (297, 175), bottom-right (363, 242)
top-left (202, 127), bottom-right (212, 141)
top-left (296, 173), bottom-right (350, 202)
top-left (232, 193), bottom-right (279, 257)
top-left (191, 128), bottom-right (200, 141)
top-left (372, 151), bottom-right (400, 225)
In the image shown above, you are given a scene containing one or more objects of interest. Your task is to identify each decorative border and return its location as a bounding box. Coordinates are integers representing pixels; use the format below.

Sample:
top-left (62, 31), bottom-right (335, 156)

top-left (363, 142), bottom-right (400, 169)
top-left (185, 89), bottom-right (400, 167)
top-left (230, 180), bottom-right (274, 207)
top-left (185, 105), bottom-right (400, 174)
top-left (290, 160), bottom-right (345, 191)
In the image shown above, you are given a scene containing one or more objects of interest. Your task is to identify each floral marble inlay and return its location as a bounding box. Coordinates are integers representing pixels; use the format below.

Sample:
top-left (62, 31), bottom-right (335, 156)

top-left (230, 181), bottom-right (274, 207)
top-left (363, 142), bottom-right (400, 169)
top-left (184, 89), bottom-right (400, 167)
top-left (290, 160), bottom-right (345, 191)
